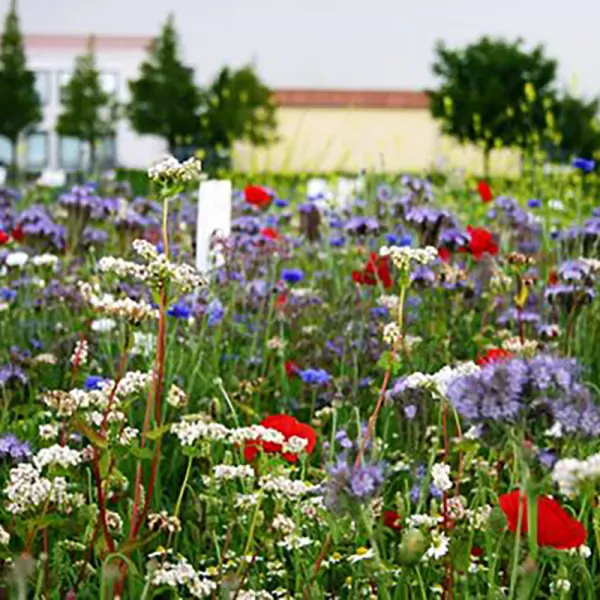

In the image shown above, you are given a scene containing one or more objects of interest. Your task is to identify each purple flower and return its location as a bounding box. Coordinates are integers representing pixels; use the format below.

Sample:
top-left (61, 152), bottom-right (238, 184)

top-left (281, 268), bottom-right (304, 284)
top-left (167, 299), bottom-right (192, 319)
top-left (84, 375), bottom-right (106, 391)
top-left (572, 157), bottom-right (596, 173)
top-left (0, 364), bottom-right (28, 387)
top-left (404, 405), bottom-right (417, 420)
top-left (0, 434), bottom-right (31, 461)
top-left (299, 368), bottom-right (331, 386)
top-left (206, 298), bottom-right (225, 327)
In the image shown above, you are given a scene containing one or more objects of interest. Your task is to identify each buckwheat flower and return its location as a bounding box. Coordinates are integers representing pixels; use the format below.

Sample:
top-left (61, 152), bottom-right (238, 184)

top-left (118, 426), bottom-right (139, 446)
top-left (70, 339), bottom-right (88, 367)
top-left (167, 384), bottom-right (188, 409)
top-left (282, 435), bottom-right (309, 454)
top-left (380, 245), bottom-right (438, 270)
top-left (213, 464), bottom-right (255, 481)
top-left (148, 511), bottom-right (182, 533)
top-left (31, 253), bottom-right (58, 268)
top-left (5, 463), bottom-right (52, 514)
top-left (0, 525), bottom-right (9, 546)
top-left (106, 511), bottom-right (123, 535)
top-left (39, 424), bottom-right (59, 441)
top-left (91, 318), bottom-right (117, 333)
top-left (34, 445), bottom-right (82, 470)
top-left (259, 475), bottom-right (316, 500)
top-left (348, 547), bottom-right (375, 564)
top-left (34, 353), bottom-right (57, 365)
top-left (272, 514), bottom-right (296, 535)
top-left (147, 155), bottom-right (203, 183)
top-left (5, 252), bottom-right (28, 268)
top-left (549, 579), bottom-right (571, 593)
top-left (383, 322), bottom-right (401, 345)
top-left (431, 463), bottom-right (452, 492)
top-left (131, 332), bottom-right (155, 357)
top-left (378, 294), bottom-right (399, 312)
top-left (425, 532), bottom-right (450, 560)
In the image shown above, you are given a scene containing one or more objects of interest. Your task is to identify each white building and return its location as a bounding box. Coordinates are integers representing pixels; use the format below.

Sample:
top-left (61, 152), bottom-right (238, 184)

top-left (0, 34), bottom-right (167, 172)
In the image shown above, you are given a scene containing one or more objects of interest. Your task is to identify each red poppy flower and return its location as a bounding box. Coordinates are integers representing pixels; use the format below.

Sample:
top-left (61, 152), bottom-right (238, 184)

top-left (244, 414), bottom-right (317, 463)
top-left (464, 226), bottom-right (498, 260)
top-left (499, 490), bottom-right (587, 549)
top-left (438, 247), bottom-right (451, 262)
top-left (476, 348), bottom-right (513, 366)
top-left (383, 510), bottom-right (402, 531)
top-left (244, 185), bottom-right (273, 209)
top-left (470, 546), bottom-right (484, 558)
top-left (260, 227), bottom-right (279, 240)
top-left (10, 226), bottom-right (24, 242)
top-left (547, 270), bottom-right (559, 286)
top-left (285, 360), bottom-right (299, 378)
top-left (275, 291), bottom-right (287, 310)
top-left (477, 180), bottom-right (493, 203)
top-left (352, 252), bottom-right (393, 289)
top-left (0, 231), bottom-right (8, 245)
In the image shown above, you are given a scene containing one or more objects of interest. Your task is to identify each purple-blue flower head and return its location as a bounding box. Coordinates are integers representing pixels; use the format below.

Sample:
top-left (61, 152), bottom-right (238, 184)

top-left (84, 375), bottom-right (106, 391)
top-left (281, 268), bottom-right (304, 284)
top-left (572, 157), bottom-right (596, 173)
top-left (299, 368), bottom-right (331, 386)
top-left (0, 434), bottom-right (31, 461)
top-left (206, 298), bottom-right (225, 327)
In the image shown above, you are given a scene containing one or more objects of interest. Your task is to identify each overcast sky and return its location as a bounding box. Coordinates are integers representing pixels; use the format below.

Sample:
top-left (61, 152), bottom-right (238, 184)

top-left (2, 0), bottom-right (599, 96)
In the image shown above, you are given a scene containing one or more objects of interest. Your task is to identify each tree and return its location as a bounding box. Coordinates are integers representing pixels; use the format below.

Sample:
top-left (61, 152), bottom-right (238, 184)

top-left (197, 65), bottom-right (277, 169)
top-left (430, 37), bottom-right (557, 176)
top-left (128, 15), bottom-right (200, 153)
top-left (0, 0), bottom-right (41, 170)
top-left (56, 37), bottom-right (117, 171)
top-left (547, 94), bottom-right (600, 163)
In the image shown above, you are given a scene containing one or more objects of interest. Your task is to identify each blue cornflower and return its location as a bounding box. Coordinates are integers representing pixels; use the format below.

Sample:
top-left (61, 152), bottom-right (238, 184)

top-left (0, 287), bottom-right (16, 302)
top-left (572, 157), bottom-right (596, 173)
top-left (527, 198), bottom-right (542, 209)
top-left (274, 198), bottom-right (289, 208)
top-left (84, 375), bottom-right (106, 391)
top-left (329, 235), bottom-right (345, 247)
top-left (206, 298), bottom-right (225, 327)
top-left (429, 484), bottom-right (443, 500)
top-left (299, 368), bottom-right (331, 386)
top-left (281, 268), bottom-right (304, 284)
top-left (167, 300), bottom-right (192, 319)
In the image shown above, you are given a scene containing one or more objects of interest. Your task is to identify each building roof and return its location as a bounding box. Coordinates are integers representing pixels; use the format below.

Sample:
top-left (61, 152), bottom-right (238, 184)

top-left (273, 89), bottom-right (429, 109)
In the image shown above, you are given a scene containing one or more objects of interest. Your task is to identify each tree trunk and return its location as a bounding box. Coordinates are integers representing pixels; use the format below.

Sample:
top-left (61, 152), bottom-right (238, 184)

top-left (89, 139), bottom-right (97, 174)
top-left (483, 147), bottom-right (491, 179)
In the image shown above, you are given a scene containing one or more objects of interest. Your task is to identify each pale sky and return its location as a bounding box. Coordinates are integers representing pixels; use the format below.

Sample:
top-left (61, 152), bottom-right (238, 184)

top-left (2, 0), bottom-right (599, 96)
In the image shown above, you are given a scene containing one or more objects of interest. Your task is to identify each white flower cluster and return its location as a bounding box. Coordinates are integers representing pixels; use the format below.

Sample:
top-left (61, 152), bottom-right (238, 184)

top-left (5, 251), bottom-right (29, 268)
top-left (397, 362), bottom-right (480, 397)
top-left (91, 318), bottom-right (117, 333)
top-left (380, 245), bottom-right (438, 270)
top-left (501, 336), bottom-right (539, 357)
top-left (79, 283), bottom-right (158, 323)
top-left (581, 258), bottom-right (600, 274)
top-left (132, 331), bottom-right (155, 357)
top-left (5, 463), bottom-right (83, 515)
top-left (167, 384), bottom-right (188, 408)
top-left (34, 445), bottom-right (82, 470)
top-left (431, 463), bottom-right (452, 492)
top-left (171, 417), bottom-right (288, 448)
top-left (70, 339), bottom-right (88, 367)
top-left (282, 435), bottom-right (309, 454)
top-left (277, 534), bottom-right (313, 550)
top-left (148, 510), bottom-right (181, 533)
top-left (272, 514), bottom-right (296, 535)
top-left (258, 475), bottom-right (317, 500)
top-left (424, 532), bottom-right (450, 560)
top-left (378, 294), bottom-right (400, 312)
top-left (32, 253), bottom-right (59, 268)
top-left (212, 464), bottom-right (255, 482)
top-left (0, 525), bottom-right (9, 545)
top-left (383, 322), bottom-right (402, 345)
top-left (236, 592), bottom-right (274, 600)
top-left (147, 155), bottom-right (203, 183)
top-left (465, 505), bottom-right (492, 529)
top-left (150, 554), bottom-right (215, 598)
top-left (552, 453), bottom-right (600, 496)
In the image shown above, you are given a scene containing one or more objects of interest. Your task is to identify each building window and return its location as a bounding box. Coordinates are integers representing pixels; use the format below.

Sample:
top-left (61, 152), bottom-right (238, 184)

top-left (26, 132), bottom-right (49, 171)
top-left (100, 72), bottom-right (119, 96)
top-left (97, 135), bottom-right (117, 169)
top-left (58, 71), bottom-right (72, 102)
top-left (58, 136), bottom-right (83, 171)
top-left (34, 71), bottom-right (51, 105)
top-left (0, 136), bottom-right (11, 167)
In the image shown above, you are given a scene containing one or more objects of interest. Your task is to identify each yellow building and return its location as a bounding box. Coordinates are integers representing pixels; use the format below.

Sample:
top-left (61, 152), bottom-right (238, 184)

top-left (234, 89), bottom-right (520, 175)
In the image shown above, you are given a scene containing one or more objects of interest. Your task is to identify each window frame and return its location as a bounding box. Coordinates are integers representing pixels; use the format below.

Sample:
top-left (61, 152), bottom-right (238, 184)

top-left (34, 70), bottom-right (51, 106)
top-left (25, 131), bottom-right (50, 172)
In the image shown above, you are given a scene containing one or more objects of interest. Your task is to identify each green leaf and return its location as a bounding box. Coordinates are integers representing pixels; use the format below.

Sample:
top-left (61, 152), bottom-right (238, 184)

top-left (146, 423), bottom-right (171, 441)
top-left (72, 417), bottom-right (108, 449)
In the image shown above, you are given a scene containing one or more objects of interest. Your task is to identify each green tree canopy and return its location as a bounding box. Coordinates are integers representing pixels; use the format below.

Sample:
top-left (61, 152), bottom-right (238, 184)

top-left (127, 14), bottom-right (201, 153)
top-left (0, 0), bottom-right (41, 168)
top-left (548, 94), bottom-right (600, 163)
top-left (429, 37), bottom-right (557, 175)
top-left (56, 38), bottom-right (117, 171)
top-left (198, 64), bottom-right (277, 165)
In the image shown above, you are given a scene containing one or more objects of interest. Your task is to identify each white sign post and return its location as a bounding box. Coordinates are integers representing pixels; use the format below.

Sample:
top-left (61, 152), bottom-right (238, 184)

top-left (196, 179), bottom-right (232, 274)
top-left (0, 166), bottom-right (6, 187)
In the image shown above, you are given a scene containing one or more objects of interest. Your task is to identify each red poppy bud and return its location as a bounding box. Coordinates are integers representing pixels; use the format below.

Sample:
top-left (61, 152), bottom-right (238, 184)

top-left (477, 180), bottom-right (493, 203)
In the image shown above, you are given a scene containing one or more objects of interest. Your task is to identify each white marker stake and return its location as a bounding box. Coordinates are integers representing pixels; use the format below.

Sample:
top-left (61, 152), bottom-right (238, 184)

top-left (0, 166), bottom-right (6, 187)
top-left (196, 179), bottom-right (232, 274)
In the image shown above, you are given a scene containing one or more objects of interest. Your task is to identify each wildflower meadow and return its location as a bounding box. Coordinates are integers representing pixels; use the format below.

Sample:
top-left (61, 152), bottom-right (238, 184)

top-left (1, 156), bottom-right (600, 600)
